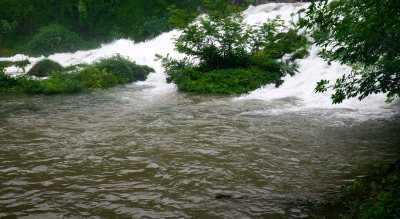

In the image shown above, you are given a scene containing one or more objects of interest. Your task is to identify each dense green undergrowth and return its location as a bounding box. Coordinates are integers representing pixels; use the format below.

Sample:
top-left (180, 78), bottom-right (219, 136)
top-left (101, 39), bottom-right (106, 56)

top-left (308, 160), bottom-right (400, 218)
top-left (334, 160), bottom-right (400, 218)
top-left (0, 55), bottom-right (154, 95)
top-left (159, 0), bottom-right (308, 95)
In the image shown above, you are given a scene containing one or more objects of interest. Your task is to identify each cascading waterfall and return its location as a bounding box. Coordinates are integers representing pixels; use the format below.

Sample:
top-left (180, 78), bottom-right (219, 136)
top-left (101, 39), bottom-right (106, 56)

top-left (1, 2), bottom-right (398, 114)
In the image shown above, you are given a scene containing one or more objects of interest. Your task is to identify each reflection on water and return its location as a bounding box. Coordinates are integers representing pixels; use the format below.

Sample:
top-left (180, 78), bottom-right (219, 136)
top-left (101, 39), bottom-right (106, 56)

top-left (0, 87), bottom-right (399, 218)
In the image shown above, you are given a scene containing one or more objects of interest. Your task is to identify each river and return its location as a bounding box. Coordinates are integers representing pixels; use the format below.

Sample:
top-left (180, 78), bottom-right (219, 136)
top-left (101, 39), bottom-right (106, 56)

top-left (1, 2), bottom-right (399, 218)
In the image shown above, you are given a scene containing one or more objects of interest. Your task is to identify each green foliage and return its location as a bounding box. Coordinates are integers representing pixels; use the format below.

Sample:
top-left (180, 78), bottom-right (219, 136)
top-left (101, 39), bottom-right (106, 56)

top-left (14, 72), bottom-right (81, 95)
top-left (0, 60), bottom-right (31, 72)
top-left (40, 72), bottom-right (82, 94)
top-left (15, 75), bottom-right (44, 94)
top-left (28, 24), bottom-right (84, 56)
top-left (291, 48), bottom-right (309, 61)
top-left (0, 19), bottom-right (18, 38)
top-left (334, 160), bottom-right (400, 218)
top-left (299, 0), bottom-right (400, 103)
top-left (27, 59), bottom-right (64, 77)
top-left (75, 67), bottom-right (117, 89)
top-left (264, 29), bottom-right (308, 59)
top-left (172, 0), bottom-right (286, 71)
top-left (93, 54), bottom-right (154, 84)
top-left (0, 68), bottom-right (18, 89)
top-left (1, 55), bottom-right (154, 95)
top-left (160, 0), bottom-right (306, 94)
top-left (184, 67), bottom-right (280, 94)
top-left (0, 0), bottom-right (206, 56)
top-left (0, 61), bottom-right (13, 69)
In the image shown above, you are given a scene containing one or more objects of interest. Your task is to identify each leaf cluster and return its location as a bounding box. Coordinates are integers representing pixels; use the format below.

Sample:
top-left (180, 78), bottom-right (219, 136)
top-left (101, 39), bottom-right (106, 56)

top-left (28, 24), bottom-right (84, 56)
top-left (334, 160), bottom-right (400, 218)
top-left (299, 0), bottom-right (400, 103)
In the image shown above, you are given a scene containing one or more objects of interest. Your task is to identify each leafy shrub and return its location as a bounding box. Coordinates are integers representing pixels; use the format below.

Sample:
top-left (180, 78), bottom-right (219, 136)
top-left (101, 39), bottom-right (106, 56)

top-left (0, 68), bottom-right (18, 89)
top-left (93, 54), bottom-right (153, 84)
top-left (40, 72), bottom-right (82, 94)
top-left (170, 0), bottom-right (284, 71)
top-left (75, 67), bottom-right (117, 89)
top-left (16, 75), bottom-right (43, 94)
top-left (170, 67), bottom-right (280, 94)
top-left (28, 59), bottom-right (64, 77)
top-left (64, 63), bottom-right (89, 72)
top-left (0, 19), bottom-right (18, 38)
top-left (160, 0), bottom-right (308, 94)
top-left (264, 29), bottom-right (308, 59)
top-left (332, 160), bottom-right (400, 218)
top-left (299, 0), bottom-right (400, 103)
top-left (190, 67), bottom-right (280, 94)
top-left (28, 24), bottom-right (83, 56)
top-left (291, 48), bottom-right (309, 60)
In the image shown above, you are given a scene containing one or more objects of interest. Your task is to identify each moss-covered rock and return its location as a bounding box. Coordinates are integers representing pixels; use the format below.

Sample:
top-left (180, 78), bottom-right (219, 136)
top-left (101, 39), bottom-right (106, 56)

top-left (94, 54), bottom-right (154, 84)
top-left (27, 59), bottom-right (64, 77)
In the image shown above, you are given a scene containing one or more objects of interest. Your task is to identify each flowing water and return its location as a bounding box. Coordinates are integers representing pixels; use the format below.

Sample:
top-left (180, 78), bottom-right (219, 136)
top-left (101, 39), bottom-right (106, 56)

top-left (1, 3), bottom-right (400, 218)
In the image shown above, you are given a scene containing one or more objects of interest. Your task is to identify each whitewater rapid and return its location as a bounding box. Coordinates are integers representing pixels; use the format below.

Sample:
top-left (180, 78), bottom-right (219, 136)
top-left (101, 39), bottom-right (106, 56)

top-left (1, 2), bottom-right (398, 114)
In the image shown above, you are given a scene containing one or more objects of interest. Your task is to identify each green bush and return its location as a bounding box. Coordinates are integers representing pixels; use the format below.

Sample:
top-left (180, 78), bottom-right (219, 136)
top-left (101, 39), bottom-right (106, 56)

top-left (160, 0), bottom-right (308, 95)
top-left (0, 19), bottom-right (18, 38)
top-left (0, 68), bottom-right (18, 89)
top-left (333, 160), bottom-right (400, 218)
top-left (94, 55), bottom-right (153, 84)
top-left (16, 75), bottom-right (43, 93)
top-left (40, 72), bottom-right (82, 94)
top-left (27, 59), bottom-right (64, 77)
top-left (75, 67), bottom-right (117, 89)
top-left (264, 29), bottom-right (308, 59)
top-left (174, 67), bottom-right (280, 94)
top-left (291, 48), bottom-right (309, 60)
top-left (28, 24), bottom-right (83, 56)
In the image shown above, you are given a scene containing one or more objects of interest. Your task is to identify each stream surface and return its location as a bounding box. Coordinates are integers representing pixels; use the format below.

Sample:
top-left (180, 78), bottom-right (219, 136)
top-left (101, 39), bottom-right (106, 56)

top-left (0, 86), bottom-right (399, 218)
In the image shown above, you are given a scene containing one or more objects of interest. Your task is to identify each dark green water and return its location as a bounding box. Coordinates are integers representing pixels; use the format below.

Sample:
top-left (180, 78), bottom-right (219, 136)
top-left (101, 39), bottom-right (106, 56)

top-left (1, 85), bottom-right (399, 218)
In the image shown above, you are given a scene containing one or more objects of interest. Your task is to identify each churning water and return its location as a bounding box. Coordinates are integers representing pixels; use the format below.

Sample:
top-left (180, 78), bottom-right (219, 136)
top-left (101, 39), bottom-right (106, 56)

top-left (1, 2), bottom-right (399, 218)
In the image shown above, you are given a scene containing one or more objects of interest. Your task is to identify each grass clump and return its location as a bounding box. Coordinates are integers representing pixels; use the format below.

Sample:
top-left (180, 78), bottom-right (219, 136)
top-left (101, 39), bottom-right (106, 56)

top-left (27, 59), bottom-right (64, 77)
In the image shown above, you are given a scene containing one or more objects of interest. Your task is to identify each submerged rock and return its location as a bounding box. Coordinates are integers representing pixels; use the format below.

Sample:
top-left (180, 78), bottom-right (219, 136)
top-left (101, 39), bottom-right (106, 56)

top-left (215, 194), bottom-right (233, 200)
top-left (275, 79), bottom-right (284, 88)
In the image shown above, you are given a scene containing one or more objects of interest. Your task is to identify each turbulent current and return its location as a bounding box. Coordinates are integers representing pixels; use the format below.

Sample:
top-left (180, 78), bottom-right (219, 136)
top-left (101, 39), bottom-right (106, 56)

top-left (1, 2), bottom-right (399, 218)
